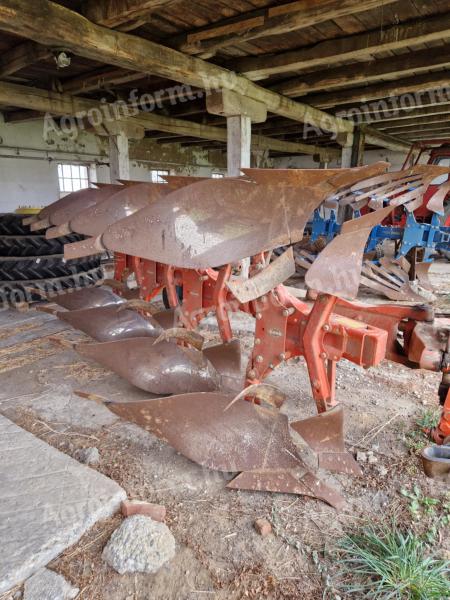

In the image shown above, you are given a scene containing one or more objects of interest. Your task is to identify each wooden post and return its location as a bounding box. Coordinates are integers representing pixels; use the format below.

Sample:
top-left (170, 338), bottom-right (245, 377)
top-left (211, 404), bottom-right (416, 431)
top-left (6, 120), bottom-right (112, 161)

top-left (109, 130), bottom-right (130, 182)
top-left (351, 128), bottom-right (366, 167)
top-left (340, 142), bottom-right (353, 168)
top-left (206, 89), bottom-right (267, 177)
top-left (227, 115), bottom-right (251, 177)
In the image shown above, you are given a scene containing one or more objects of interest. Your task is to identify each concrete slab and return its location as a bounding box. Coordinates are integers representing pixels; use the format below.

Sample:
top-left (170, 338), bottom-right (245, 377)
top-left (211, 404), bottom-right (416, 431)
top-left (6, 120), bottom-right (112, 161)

top-left (0, 415), bottom-right (126, 594)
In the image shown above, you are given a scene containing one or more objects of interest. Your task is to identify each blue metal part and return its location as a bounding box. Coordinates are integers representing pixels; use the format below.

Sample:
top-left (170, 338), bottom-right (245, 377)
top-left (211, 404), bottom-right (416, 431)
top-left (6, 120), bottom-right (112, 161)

top-left (366, 224), bottom-right (403, 253)
top-left (305, 209), bottom-right (450, 261)
top-left (397, 213), bottom-right (450, 261)
top-left (309, 209), bottom-right (340, 243)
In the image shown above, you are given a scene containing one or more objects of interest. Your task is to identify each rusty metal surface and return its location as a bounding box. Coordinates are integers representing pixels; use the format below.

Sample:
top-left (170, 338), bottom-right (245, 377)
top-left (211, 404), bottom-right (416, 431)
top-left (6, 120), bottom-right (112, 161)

top-left (227, 469), bottom-right (346, 510)
top-left (360, 260), bottom-right (426, 302)
top-left (69, 183), bottom-right (171, 237)
top-left (152, 308), bottom-right (179, 330)
top-left (202, 339), bottom-right (242, 392)
top-left (427, 180), bottom-right (450, 215)
top-left (76, 337), bottom-right (220, 394)
top-left (101, 171), bottom-right (366, 269)
top-left (242, 163), bottom-right (388, 189)
top-left (227, 247), bottom-right (295, 303)
top-left (64, 236), bottom-right (105, 260)
top-left (105, 393), bottom-right (302, 471)
top-left (163, 175), bottom-right (208, 189)
top-left (305, 206), bottom-right (394, 299)
top-left (101, 392), bottom-right (345, 508)
top-left (31, 185), bottom-right (121, 229)
top-left (45, 286), bottom-right (125, 311)
top-left (57, 305), bottom-right (162, 342)
top-left (290, 406), bottom-right (362, 476)
top-left (421, 445), bottom-right (450, 480)
top-left (46, 223), bottom-right (72, 239)
top-left (415, 262), bottom-right (434, 292)
top-left (48, 185), bottom-right (123, 227)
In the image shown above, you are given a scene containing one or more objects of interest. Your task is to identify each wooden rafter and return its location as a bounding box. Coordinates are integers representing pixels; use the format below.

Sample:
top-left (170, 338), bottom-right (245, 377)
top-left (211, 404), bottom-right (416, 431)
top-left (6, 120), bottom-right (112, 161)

top-left (0, 41), bottom-right (51, 78)
top-left (173, 0), bottom-right (397, 57)
top-left (386, 124), bottom-right (450, 136)
top-left (273, 45), bottom-right (450, 98)
top-left (0, 0), bottom-right (353, 137)
top-left (377, 113), bottom-right (450, 130)
top-left (83, 0), bottom-right (178, 30)
top-left (233, 13), bottom-right (450, 80)
top-left (0, 80), bottom-right (340, 160)
top-left (62, 67), bottom-right (147, 94)
top-left (305, 72), bottom-right (450, 109)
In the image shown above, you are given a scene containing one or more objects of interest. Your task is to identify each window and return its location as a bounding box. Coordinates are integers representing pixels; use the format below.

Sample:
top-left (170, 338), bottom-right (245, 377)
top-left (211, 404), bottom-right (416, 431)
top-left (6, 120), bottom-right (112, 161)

top-left (150, 169), bottom-right (169, 183)
top-left (211, 172), bottom-right (224, 179)
top-left (58, 164), bottom-right (89, 195)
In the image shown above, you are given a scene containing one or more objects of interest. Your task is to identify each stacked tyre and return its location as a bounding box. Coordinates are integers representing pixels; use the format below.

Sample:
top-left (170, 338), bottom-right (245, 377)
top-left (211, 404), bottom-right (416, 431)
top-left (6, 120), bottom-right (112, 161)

top-left (0, 213), bottom-right (102, 307)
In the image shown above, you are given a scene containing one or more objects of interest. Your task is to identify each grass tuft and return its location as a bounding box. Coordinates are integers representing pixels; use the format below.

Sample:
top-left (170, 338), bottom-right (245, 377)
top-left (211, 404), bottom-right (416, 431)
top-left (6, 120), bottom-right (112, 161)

top-left (335, 523), bottom-right (450, 599)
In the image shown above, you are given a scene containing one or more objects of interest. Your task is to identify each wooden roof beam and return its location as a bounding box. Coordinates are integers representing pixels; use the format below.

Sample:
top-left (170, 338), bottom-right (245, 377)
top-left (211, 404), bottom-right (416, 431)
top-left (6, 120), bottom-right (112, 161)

top-left (62, 66), bottom-right (147, 94)
top-left (233, 12), bottom-right (450, 80)
top-left (0, 1), bottom-right (411, 153)
top-left (0, 0), bottom-right (352, 138)
top-left (387, 125), bottom-right (450, 136)
top-left (173, 0), bottom-right (397, 58)
top-left (273, 45), bottom-right (450, 98)
top-left (305, 72), bottom-right (450, 110)
top-left (82, 0), bottom-right (178, 30)
top-left (0, 41), bottom-right (51, 78)
top-left (0, 80), bottom-right (340, 160)
top-left (376, 113), bottom-right (450, 131)
top-left (344, 103), bottom-right (450, 125)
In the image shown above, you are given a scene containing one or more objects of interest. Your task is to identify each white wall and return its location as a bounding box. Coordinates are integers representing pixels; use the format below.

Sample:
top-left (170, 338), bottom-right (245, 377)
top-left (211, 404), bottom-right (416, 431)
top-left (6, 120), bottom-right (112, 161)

top-left (271, 149), bottom-right (408, 170)
top-left (0, 117), bottom-right (227, 212)
top-left (0, 114), bottom-right (415, 213)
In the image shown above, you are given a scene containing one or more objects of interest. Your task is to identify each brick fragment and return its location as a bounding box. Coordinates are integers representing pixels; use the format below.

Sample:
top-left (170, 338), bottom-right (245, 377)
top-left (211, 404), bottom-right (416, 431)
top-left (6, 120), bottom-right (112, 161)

top-left (121, 500), bottom-right (166, 522)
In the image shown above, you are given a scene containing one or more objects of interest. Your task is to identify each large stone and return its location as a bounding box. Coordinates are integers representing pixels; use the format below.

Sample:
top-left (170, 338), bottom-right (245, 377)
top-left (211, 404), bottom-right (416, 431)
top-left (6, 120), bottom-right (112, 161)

top-left (0, 415), bottom-right (126, 594)
top-left (23, 568), bottom-right (79, 600)
top-left (103, 515), bottom-right (176, 574)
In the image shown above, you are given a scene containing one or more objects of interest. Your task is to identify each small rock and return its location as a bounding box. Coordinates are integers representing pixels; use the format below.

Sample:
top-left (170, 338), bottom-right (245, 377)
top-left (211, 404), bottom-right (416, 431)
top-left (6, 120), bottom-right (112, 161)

top-left (75, 447), bottom-right (100, 465)
top-left (377, 465), bottom-right (388, 476)
top-left (103, 515), bottom-right (175, 574)
top-left (254, 518), bottom-right (272, 537)
top-left (356, 451), bottom-right (367, 463)
top-left (23, 568), bottom-right (79, 600)
top-left (367, 451), bottom-right (378, 464)
top-left (121, 500), bottom-right (166, 522)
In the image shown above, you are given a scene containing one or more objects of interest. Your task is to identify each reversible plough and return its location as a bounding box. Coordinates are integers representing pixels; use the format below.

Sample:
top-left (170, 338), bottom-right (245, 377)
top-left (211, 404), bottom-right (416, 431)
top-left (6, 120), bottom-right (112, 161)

top-left (297, 146), bottom-right (450, 302)
top-left (24, 162), bottom-right (450, 507)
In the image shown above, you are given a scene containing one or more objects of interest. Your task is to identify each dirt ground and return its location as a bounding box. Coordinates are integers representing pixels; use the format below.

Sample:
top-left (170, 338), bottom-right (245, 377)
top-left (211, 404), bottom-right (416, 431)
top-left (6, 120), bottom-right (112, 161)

top-left (0, 261), bottom-right (449, 600)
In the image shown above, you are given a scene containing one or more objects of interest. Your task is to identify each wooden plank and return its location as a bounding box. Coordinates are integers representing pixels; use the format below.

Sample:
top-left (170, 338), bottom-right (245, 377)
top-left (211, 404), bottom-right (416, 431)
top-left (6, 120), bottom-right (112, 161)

top-left (176, 0), bottom-right (397, 56)
top-left (233, 12), bottom-right (450, 80)
top-left (62, 67), bottom-right (145, 94)
top-left (273, 45), bottom-right (450, 97)
top-left (0, 0), bottom-right (353, 137)
top-left (0, 41), bottom-right (51, 77)
top-left (384, 124), bottom-right (450, 136)
top-left (377, 113), bottom-right (450, 130)
top-left (83, 0), bottom-right (178, 29)
top-left (0, 80), bottom-right (340, 159)
top-left (358, 103), bottom-right (450, 123)
top-left (305, 72), bottom-right (450, 109)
